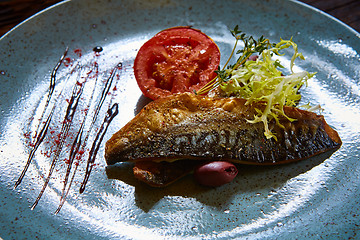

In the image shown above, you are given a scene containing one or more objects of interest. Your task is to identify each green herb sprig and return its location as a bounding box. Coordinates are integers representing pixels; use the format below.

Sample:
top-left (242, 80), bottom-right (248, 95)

top-left (196, 25), bottom-right (275, 95)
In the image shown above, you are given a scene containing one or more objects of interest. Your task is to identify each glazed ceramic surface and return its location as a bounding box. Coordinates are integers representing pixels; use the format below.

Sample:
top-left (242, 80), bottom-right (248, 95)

top-left (0, 0), bottom-right (359, 239)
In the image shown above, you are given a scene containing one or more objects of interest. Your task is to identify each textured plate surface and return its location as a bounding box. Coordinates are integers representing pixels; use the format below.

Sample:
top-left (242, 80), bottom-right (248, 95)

top-left (0, 0), bottom-right (359, 239)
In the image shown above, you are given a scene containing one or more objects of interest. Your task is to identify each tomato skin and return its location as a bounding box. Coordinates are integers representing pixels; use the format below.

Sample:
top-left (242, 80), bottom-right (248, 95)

top-left (134, 26), bottom-right (220, 100)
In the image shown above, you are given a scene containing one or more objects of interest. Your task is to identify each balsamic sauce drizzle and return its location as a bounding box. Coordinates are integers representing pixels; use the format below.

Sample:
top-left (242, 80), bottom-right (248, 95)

top-left (57, 63), bottom-right (100, 208)
top-left (14, 48), bottom-right (69, 189)
top-left (14, 107), bottom-right (55, 189)
top-left (31, 66), bottom-right (87, 210)
top-left (55, 63), bottom-right (122, 214)
top-left (79, 103), bottom-right (119, 193)
top-left (15, 47), bottom-right (121, 213)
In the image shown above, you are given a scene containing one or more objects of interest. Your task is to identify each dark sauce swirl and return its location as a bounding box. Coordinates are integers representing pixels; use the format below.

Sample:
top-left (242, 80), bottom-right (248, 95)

top-left (16, 47), bottom-right (121, 213)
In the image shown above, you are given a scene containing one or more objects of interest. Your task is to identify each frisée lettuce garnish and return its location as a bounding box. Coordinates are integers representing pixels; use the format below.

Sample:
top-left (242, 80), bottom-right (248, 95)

top-left (196, 26), bottom-right (318, 140)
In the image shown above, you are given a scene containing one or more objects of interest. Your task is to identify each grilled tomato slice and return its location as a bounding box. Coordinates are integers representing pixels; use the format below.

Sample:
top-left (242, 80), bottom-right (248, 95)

top-left (134, 26), bottom-right (221, 100)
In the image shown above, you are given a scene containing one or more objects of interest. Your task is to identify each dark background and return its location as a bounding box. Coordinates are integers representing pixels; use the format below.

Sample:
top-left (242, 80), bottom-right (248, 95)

top-left (1, 0), bottom-right (359, 37)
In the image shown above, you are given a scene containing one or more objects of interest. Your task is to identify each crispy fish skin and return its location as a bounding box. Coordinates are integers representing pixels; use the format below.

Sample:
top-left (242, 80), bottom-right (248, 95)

top-left (105, 92), bottom-right (341, 166)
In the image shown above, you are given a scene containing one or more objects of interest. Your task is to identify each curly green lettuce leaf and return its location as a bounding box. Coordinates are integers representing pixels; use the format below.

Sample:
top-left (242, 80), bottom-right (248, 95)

top-left (220, 38), bottom-right (316, 139)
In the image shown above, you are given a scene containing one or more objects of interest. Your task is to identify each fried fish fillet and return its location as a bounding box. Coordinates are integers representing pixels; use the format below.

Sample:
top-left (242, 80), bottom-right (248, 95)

top-left (105, 92), bottom-right (341, 186)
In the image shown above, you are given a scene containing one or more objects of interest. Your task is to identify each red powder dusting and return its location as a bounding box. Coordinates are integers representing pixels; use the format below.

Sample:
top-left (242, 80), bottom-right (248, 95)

top-left (78, 149), bottom-right (85, 155)
top-left (63, 57), bottom-right (72, 67)
top-left (74, 49), bottom-right (82, 58)
top-left (24, 132), bottom-right (31, 139)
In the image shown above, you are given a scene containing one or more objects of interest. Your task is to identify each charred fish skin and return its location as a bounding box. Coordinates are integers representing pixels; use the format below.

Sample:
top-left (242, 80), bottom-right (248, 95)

top-left (105, 93), bottom-right (341, 165)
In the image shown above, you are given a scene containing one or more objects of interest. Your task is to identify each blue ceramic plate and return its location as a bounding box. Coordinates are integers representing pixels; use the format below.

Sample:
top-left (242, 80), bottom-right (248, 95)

top-left (0, 0), bottom-right (359, 239)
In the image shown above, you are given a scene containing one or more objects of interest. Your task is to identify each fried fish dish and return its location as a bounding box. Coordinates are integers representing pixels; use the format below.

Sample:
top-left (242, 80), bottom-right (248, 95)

top-left (105, 92), bottom-right (341, 186)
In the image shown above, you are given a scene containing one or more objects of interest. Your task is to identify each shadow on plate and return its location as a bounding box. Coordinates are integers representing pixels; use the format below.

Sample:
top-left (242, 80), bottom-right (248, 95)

top-left (105, 150), bottom-right (336, 212)
top-left (134, 94), bottom-right (152, 115)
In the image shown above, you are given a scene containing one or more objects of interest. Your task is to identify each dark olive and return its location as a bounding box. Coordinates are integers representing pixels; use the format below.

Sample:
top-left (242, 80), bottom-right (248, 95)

top-left (194, 161), bottom-right (238, 187)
